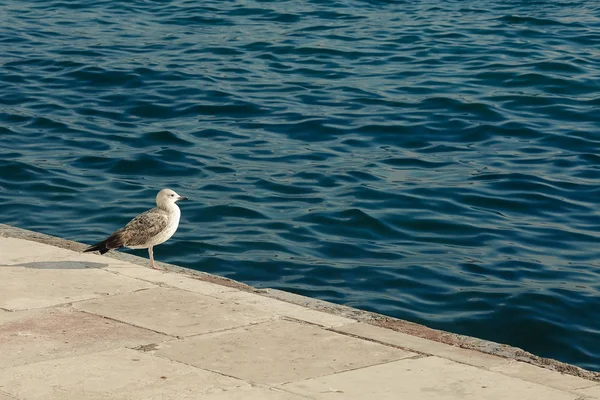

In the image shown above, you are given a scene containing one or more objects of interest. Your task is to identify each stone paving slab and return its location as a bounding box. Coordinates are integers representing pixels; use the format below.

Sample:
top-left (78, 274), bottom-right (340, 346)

top-left (336, 322), bottom-right (509, 369)
top-left (104, 267), bottom-right (237, 295)
top-left (1, 231), bottom-right (598, 399)
top-left (0, 265), bottom-right (154, 311)
top-left (0, 237), bottom-right (117, 266)
top-left (490, 360), bottom-right (598, 392)
top-left (0, 348), bottom-right (246, 400)
top-left (154, 319), bottom-right (415, 385)
top-left (74, 287), bottom-right (276, 337)
top-left (281, 356), bottom-right (578, 400)
top-left (0, 307), bottom-right (167, 368)
top-left (212, 290), bottom-right (355, 328)
top-left (197, 387), bottom-right (311, 400)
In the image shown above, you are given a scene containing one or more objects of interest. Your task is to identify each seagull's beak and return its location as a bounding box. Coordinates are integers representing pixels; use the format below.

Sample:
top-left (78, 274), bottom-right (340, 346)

top-left (177, 196), bottom-right (188, 201)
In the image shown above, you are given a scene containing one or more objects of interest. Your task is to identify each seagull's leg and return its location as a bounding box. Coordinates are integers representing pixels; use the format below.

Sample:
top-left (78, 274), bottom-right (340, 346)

top-left (148, 246), bottom-right (160, 270)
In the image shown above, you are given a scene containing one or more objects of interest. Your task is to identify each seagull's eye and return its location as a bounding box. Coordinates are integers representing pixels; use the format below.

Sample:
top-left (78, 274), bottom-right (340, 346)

top-left (170, 194), bottom-right (174, 197)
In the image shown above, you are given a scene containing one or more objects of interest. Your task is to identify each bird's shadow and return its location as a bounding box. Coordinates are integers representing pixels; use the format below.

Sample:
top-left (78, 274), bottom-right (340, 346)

top-left (7, 261), bottom-right (108, 270)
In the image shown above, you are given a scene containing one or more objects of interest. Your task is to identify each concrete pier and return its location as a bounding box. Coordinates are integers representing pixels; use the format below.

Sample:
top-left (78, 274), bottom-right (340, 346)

top-left (1, 224), bottom-right (599, 399)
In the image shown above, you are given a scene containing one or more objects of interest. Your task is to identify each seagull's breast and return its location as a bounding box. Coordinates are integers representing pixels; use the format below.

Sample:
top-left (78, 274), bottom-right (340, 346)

top-left (151, 208), bottom-right (181, 246)
top-left (126, 206), bottom-right (181, 249)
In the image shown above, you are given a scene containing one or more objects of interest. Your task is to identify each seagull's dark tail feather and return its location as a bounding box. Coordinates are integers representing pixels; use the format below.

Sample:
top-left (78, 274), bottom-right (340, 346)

top-left (84, 230), bottom-right (126, 255)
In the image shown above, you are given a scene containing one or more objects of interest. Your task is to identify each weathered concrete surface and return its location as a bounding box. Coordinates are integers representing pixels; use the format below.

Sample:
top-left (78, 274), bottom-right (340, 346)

top-left (281, 357), bottom-right (579, 400)
top-left (0, 237), bottom-right (152, 311)
top-left (262, 286), bottom-right (600, 380)
top-left (211, 289), bottom-right (355, 328)
top-left (576, 385), bottom-right (600, 399)
top-left (195, 387), bottom-right (310, 400)
top-left (103, 266), bottom-right (237, 295)
top-left (154, 319), bottom-right (414, 384)
top-left (336, 322), bottom-right (509, 368)
top-left (1, 225), bottom-right (599, 400)
top-left (0, 348), bottom-right (246, 400)
top-left (0, 307), bottom-right (166, 368)
top-left (74, 287), bottom-right (276, 337)
top-left (0, 266), bottom-right (153, 311)
top-left (490, 360), bottom-right (598, 392)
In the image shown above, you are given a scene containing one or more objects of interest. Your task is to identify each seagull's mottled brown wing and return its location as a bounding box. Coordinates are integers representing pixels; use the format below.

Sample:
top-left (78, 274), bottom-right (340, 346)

top-left (121, 208), bottom-right (169, 247)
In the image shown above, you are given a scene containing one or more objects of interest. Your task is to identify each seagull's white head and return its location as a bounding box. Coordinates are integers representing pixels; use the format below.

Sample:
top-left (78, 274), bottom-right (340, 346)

top-left (156, 188), bottom-right (188, 209)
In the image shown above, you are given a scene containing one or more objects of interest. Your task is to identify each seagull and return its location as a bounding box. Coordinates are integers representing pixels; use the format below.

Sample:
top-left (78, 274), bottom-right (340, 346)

top-left (84, 188), bottom-right (188, 270)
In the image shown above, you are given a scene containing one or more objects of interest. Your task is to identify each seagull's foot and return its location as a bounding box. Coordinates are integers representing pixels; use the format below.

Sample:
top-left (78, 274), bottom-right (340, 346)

top-left (151, 262), bottom-right (162, 271)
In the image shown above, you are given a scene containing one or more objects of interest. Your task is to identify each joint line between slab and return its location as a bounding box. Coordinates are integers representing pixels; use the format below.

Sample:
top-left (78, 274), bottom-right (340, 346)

top-left (72, 308), bottom-right (181, 340)
top-left (64, 286), bottom-right (155, 305)
top-left (70, 308), bottom-right (178, 342)
top-left (279, 315), bottom-right (354, 329)
top-left (2, 299), bottom-right (82, 313)
top-left (275, 356), bottom-right (430, 387)
top-left (5, 285), bottom-right (158, 312)
top-left (263, 385), bottom-right (318, 399)
top-left (103, 268), bottom-right (236, 297)
top-left (144, 349), bottom-right (252, 384)
top-left (181, 318), bottom-right (282, 339)
top-left (326, 326), bottom-right (432, 356)
top-left (73, 310), bottom-right (279, 341)
top-left (102, 268), bottom-right (177, 288)
top-left (326, 326), bottom-right (536, 374)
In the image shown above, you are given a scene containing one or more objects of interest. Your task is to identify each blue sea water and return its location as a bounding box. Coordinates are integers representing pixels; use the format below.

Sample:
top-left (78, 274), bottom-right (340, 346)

top-left (1, 0), bottom-right (600, 370)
